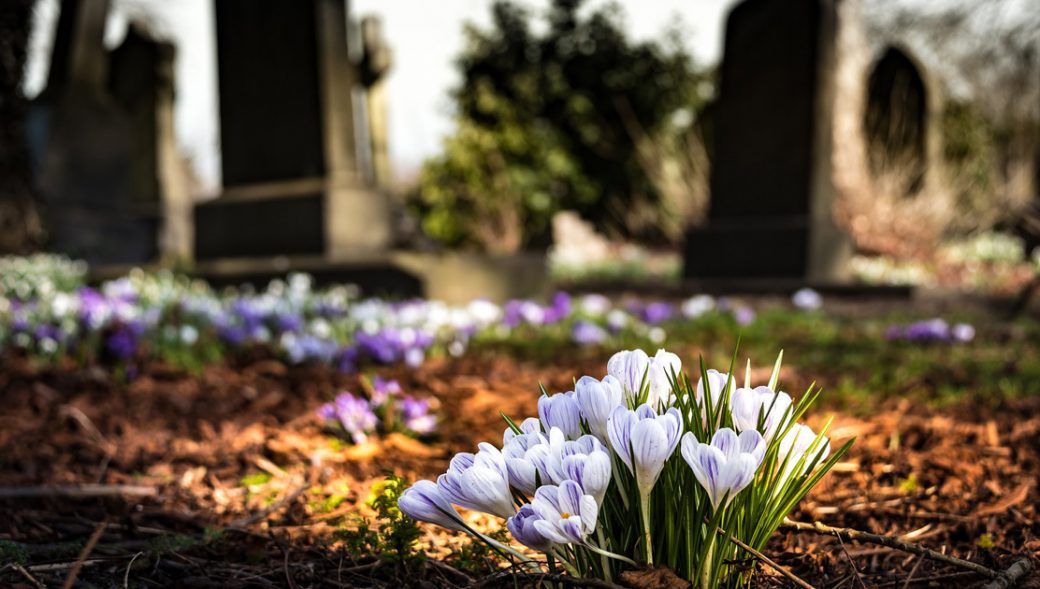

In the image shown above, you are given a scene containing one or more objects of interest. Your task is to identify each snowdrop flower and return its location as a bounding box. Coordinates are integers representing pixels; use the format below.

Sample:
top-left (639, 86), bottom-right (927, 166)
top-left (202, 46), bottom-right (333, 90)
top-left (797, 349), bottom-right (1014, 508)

top-left (730, 386), bottom-right (793, 442)
top-left (791, 288), bottom-right (822, 310)
top-left (398, 480), bottom-right (468, 532)
top-left (681, 428), bottom-right (765, 510)
top-left (507, 504), bottom-right (555, 551)
top-left (530, 481), bottom-right (598, 546)
top-left (574, 375), bottom-right (624, 441)
top-left (538, 392), bottom-right (581, 439)
top-left (608, 404), bottom-right (683, 495)
top-left (437, 443), bottom-right (515, 518)
top-left (681, 294), bottom-right (715, 318)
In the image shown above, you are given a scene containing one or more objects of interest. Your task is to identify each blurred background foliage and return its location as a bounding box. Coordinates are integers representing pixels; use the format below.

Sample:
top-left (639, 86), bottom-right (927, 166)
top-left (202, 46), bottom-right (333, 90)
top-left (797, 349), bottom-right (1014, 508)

top-left (411, 0), bottom-right (712, 253)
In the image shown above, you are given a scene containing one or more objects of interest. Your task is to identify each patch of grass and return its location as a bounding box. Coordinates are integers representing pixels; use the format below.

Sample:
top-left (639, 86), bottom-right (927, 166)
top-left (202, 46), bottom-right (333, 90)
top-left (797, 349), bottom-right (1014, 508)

top-left (239, 472), bottom-right (272, 487)
top-left (0, 539), bottom-right (29, 565)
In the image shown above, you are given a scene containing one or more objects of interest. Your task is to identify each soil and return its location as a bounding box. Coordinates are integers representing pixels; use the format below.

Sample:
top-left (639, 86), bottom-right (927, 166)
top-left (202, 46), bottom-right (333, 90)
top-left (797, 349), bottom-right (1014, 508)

top-left (0, 349), bottom-right (1037, 588)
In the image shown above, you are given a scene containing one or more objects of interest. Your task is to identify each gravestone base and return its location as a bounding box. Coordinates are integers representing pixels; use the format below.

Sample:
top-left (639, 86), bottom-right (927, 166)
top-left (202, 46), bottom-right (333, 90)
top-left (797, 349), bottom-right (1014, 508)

top-left (684, 215), bottom-right (853, 283)
top-left (194, 183), bottom-right (392, 260)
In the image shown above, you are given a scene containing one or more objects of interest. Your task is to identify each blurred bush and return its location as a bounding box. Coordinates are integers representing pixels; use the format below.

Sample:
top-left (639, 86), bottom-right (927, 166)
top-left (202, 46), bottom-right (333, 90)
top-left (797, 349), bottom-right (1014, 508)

top-left (411, 0), bottom-right (710, 253)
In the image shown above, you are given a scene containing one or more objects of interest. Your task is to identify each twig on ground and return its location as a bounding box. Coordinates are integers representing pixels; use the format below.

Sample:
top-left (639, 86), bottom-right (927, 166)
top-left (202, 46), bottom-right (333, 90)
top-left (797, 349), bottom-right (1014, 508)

top-left (981, 558), bottom-right (1035, 589)
top-left (782, 518), bottom-right (999, 579)
top-left (0, 484), bottom-right (157, 499)
top-left (63, 520), bottom-right (107, 589)
top-left (725, 533), bottom-right (817, 589)
top-left (228, 479), bottom-right (310, 529)
top-left (835, 532), bottom-right (868, 589)
top-left (12, 563), bottom-right (45, 589)
top-left (900, 555), bottom-right (925, 589)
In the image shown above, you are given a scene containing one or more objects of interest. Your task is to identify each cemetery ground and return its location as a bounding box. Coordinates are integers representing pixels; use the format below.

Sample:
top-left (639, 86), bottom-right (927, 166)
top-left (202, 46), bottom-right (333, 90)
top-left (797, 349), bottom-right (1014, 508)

top-left (1, 303), bottom-right (1038, 588)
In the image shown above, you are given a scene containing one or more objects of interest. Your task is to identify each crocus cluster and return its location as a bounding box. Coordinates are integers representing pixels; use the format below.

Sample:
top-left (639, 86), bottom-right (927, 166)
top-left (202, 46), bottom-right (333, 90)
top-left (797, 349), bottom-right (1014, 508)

top-left (886, 318), bottom-right (975, 343)
top-left (399, 348), bottom-right (846, 588)
top-left (316, 377), bottom-right (438, 442)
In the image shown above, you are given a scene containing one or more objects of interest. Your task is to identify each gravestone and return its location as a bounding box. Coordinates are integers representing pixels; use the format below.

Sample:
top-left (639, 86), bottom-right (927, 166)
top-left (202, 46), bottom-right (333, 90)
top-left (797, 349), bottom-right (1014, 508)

top-left (30, 0), bottom-right (179, 265)
top-left (359, 16), bottom-right (393, 190)
top-left (684, 0), bottom-right (853, 284)
top-left (864, 46), bottom-right (942, 197)
top-left (194, 0), bottom-right (392, 260)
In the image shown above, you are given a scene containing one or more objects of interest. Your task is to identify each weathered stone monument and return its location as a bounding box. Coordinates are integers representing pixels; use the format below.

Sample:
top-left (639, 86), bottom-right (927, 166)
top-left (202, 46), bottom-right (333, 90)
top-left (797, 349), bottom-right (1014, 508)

top-left (29, 0), bottom-right (187, 265)
top-left (194, 0), bottom-right (393, 260)
top-left (684, 0), bottom-right (855, 284)
top-left (359, 16), bottom-right (394, 190)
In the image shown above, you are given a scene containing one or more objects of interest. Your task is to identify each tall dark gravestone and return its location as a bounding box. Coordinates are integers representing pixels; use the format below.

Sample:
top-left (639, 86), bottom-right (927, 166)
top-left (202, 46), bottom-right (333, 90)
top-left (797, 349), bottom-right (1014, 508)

top-left (194, 0), bottom-right (392, 260)
top-left (684, 0), bottom-right (852, 284)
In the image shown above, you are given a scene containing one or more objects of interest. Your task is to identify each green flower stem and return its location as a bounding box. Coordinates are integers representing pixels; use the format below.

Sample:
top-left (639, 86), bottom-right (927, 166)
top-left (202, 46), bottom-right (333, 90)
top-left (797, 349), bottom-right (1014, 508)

top-left (596, 527), bottom-right (613, 582)
top-left (699, 535), bottom-right (715, 589)
top-left (639, 492), bottom-right (654, 566)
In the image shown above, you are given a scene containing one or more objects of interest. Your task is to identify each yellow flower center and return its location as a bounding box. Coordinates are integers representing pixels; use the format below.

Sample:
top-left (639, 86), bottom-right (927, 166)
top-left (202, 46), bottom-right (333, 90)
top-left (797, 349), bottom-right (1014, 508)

top-left (561, 512), bottom-right (571, 519)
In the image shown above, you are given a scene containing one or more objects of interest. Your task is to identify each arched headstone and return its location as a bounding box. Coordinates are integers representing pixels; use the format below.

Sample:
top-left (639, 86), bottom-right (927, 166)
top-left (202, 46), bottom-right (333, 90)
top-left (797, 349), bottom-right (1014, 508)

top-left (863, 46), bottom-right (931, 195)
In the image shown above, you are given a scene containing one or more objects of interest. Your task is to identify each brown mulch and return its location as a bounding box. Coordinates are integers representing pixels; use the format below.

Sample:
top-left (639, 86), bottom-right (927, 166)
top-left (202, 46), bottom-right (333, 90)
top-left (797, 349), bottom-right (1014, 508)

top-left (0, 350), bottom-right (1037, 588)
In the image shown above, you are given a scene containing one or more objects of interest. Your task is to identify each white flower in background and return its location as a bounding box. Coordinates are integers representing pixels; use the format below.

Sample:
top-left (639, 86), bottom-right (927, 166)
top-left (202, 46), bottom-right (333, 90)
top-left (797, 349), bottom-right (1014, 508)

top-left (681, 294), bottom-right (715, 318)
top-left (791, 288), bottom-right (822, 310)
top-left (579, 294), bottom-right (612, 316)
top-left (730, 385), bottom-right (793, 442)
top-left (681, 428), bottom-right (765, 510)
top-left (952, 323), bottom-right (975, 342)
top-left (437, 443), bottom-right (516, 519)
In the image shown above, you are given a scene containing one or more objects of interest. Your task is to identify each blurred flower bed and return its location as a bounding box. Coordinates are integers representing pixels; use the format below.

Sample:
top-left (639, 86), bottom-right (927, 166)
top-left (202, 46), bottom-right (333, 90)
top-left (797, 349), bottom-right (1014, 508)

top-left (851, 231), bottom-right (1038, 293)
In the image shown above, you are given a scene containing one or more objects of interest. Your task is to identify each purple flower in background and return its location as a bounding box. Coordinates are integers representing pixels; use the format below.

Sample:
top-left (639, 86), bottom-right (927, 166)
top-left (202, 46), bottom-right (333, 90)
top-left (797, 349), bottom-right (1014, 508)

top-left (543, 292), bottom-right (572, 324)
top-left (371, 376), bottom-right (402, 406)
top-left (888, 318), bottom-right (973, 344)
top-left (317, 392), bottom-right (378, 444)
top-left (640, 302), bottom-right (674, 325)
top-left (106, 321), bottom-right (144, 361)
top-left (571, 320), bottom-right (608, 345)
top-left (733, 307), bottom-right (756, 326)
top-left (398, 396), bottom-right (437, 435)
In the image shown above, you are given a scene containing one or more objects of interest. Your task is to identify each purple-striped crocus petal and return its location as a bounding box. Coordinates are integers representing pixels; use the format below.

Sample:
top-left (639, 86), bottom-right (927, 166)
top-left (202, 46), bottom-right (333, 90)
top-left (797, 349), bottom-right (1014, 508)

top-left (648, 349), bottom-right (682, 407)
top-left (559, 516), bottom-right (587, 544)
top-left (458, 465), bottom-right (516, 519)
top-left (538, 393), bottom-right (582, 439)
top-left (662, 407), bottom-right (684, 449)
top-left (507, 505), bottom-right (554, 551)
top-left (506, 457), bottom-right (538, 495)
top-left (533, 519), bottom-right (572, 545)
top-left (696, 369), bottom-right (735, 420)
top-left (607, 405), bottom-right (635, 471)
top-left (531, 485), bottom-right (563, 522)
top-left (398, 480), bottom-right (467, 532)
top-left (562, 450), bottom-right (612, 505)
top-left (630, 418), bottom-right (670, 495)
top-left (730, 386), bottom-right (793, 441)
top-left (607, 349), bottom-right (651, 401)
top-left (712, 428), bottom-right (741, 461)
top-left (738, 429), bottom-right (766, 463)
top-left (575, 375), bottom-right (624, 441)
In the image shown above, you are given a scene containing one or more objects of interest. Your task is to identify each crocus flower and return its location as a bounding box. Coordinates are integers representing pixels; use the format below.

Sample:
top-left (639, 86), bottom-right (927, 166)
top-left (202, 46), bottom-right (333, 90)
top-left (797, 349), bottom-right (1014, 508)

top-left (538, 391), bottom-right (581, 439)
top-left (437, 443), bottom-right (515, 518)
top-left (681, 428), bottom-right (765, 510)
top-left (507, 504), bottom-right (555, 551)
top-left (733, 306), bottom-right (755, 325)
top-left (777, 423), bottom-right (830, 487)
top-left (530, 481), bottom-right (599, 546)
top-left (371, 376), bottom-right (402, 406)
top-left (681, 294), bottom-right (715, 318)
top-left (398, 480), bottom-right (467, 532)
top-left (952, 323), bottom-right (975, 342)
top-left (695, 369), bottom-right (735, 422)
top-left (607, 348), bottom-right (682, 408)
top-left (607, 404), bottom-right (683, 495)
top-left (572, 320), bottom-right (608, 345)
top-left (574, 375), bottom-right (624, 441)
top-left (730, 385), bottom-right (793, 442)
top-left (398, 396), bottom-right (437, 435)
top-left (503, 416), bottom-right (542, 445)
